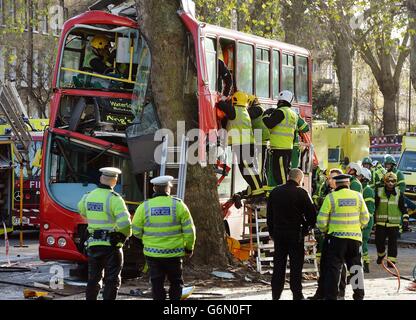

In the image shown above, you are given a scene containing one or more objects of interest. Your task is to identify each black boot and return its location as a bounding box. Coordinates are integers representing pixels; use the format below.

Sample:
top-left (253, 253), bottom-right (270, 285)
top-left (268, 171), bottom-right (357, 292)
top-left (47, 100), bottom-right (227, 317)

top-left (363, 262), bottom-right (370, 273)
top-left (376, 255), bottom-right (385, 264)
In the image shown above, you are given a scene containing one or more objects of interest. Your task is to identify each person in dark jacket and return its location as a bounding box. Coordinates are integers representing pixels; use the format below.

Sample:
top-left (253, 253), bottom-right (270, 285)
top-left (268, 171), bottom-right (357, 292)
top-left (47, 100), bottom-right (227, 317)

top-left (267, 168), bottom-right (317, 300)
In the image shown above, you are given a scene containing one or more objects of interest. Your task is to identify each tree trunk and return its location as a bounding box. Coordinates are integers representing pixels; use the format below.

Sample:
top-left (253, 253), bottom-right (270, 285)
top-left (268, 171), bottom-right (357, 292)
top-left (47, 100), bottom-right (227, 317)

top-left (281, 0), bottom-right (306, 46)
top-left (135, 0), bottom-right (230, 267)
top-left (408, 0), bottom-right (416, 91)
top-left (382, 91), bottom-right (398, 134)
top-left (333, 39), bottom-right (353, 124)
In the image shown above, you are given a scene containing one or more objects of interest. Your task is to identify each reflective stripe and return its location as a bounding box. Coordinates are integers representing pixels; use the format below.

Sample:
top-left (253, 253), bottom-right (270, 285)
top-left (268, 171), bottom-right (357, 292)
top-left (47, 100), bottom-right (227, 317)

top-left (172, 198), bottom-right (177, 223)
top-left (106, 193), bottom-right (115, 224)
top-left (182, 220), bottom-right (192, 227)
top-left (116, 212), bottom-right (129, 220)
top-left (145, 221), bottom-right (180, 227)
top-left (270, 131), bottom-right (294, 137)
top-left (328, 219), bottom-right (360, 225)
top-left (117, 220), bottom-right (131, 228)
top-left (364, 198), bottom-right (375, 202)
top-left (318, 211), bottom-right (330, 217)
top-left (144, 230), bottom-right (182, 237)
top-left (132, 225), bottom-right (143, 232)
top-left (183, 229), bottom-right (194, 234)
top-left (144, 201), bottom-right (150, 224)
top-left (329, 193), bottom-right (336, 215)
top-left (88, 219), bottom-right (113, 225)
top-left (330, 212), bottom-right (360, 218)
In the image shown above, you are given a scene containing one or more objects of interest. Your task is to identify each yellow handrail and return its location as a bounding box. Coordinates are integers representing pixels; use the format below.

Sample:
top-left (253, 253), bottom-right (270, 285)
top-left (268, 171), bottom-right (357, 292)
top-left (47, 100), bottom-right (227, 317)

top-left (61, 67), bottom-right (136, 84)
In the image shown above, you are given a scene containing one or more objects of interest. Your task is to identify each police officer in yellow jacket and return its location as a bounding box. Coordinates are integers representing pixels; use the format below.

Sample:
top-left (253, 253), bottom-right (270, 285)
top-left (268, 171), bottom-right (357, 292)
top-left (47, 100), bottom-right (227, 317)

top-left (77, 167), bottom-right (132, 300)
top-left (317, 174), bottom-right (369, 300)
top-left (132, 176), bottom-right (196, 300)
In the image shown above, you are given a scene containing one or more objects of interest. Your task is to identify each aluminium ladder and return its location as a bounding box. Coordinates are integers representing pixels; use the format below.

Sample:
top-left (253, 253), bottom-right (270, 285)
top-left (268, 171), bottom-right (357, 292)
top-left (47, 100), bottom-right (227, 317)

top-left (159, 134), bottom-right (189, 200)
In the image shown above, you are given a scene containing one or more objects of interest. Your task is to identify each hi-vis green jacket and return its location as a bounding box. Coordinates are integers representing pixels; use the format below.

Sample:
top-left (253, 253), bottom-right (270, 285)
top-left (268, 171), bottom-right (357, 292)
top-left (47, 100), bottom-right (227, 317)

top-left (77, 185), bottom-right (132, 247)
top-left (132, 194), bottom-right (196, 258)
top-left (317, 186), bottom-right (370, 242)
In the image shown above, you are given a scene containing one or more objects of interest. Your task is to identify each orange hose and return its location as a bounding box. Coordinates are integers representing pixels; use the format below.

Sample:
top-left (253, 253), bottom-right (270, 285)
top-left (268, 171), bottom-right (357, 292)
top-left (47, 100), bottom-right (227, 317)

top-left (381, 258), bottom-right (401, 293)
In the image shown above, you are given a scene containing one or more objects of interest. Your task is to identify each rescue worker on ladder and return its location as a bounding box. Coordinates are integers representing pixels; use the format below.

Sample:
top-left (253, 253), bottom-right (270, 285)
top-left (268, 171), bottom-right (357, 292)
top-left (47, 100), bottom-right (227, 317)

top-left (218, 91), bottom-right (264, 198)
top-left (132, 176), bottom-right (196, 300)
top-left (291, 116), bottom-right (310, 169)
top-left (347, 162), bottom-right (363, 193)
top-left (247, 95), bottom-right (270, 185)
top-left (317, 174), bottom-right (369, 300)
top-left (359, 167), bottom-right (375, 273)
top-left (374, 172), bottom-right (409, 266)
top-left (77, 167), bottom-right (132, 300)
top-left (263, 90), bottom-right (299, 186)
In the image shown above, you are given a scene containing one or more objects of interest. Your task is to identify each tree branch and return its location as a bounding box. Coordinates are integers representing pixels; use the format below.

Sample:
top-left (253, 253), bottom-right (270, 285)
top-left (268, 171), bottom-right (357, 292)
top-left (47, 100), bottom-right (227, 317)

top-left (393, 30), bottom-right (411, 85)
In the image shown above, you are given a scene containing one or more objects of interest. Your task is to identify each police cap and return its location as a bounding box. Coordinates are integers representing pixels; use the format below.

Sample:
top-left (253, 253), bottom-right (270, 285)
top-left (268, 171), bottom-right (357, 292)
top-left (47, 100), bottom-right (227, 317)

top-left (332, 174), bottom-right (351, 183)
top-left (150, 175), bottom-right (174, 186)
top-left (99, 167), bottom-right (122, 177)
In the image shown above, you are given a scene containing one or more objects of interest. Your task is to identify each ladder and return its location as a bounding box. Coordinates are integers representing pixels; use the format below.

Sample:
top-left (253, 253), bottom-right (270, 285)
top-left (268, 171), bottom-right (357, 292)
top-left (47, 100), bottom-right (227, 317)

top-left (0, 81), bottom-right (32, 167)
top-left (243, 201), bottom-right (319, 277)
top-left (159, 134), bottom-right (189, 200)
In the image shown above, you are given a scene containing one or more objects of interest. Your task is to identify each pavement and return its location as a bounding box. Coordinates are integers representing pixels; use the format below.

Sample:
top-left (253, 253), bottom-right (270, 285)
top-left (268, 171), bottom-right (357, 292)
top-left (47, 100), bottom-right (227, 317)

top-left (0, 230), bottom-right (415, 300)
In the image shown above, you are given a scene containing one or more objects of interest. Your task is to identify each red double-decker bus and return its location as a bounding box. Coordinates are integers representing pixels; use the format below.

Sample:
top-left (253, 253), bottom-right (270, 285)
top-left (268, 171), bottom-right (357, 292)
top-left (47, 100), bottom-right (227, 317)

top-left (39, 6), bottom-right (313, 271)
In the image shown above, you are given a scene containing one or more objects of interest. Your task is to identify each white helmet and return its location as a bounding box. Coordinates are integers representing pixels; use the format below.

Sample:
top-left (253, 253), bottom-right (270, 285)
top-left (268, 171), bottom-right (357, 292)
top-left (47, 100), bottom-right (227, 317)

top-left (278, 90), bottom-right (294, 104)
top-left (360, 167), bottom-right (372, 181)
top-left (347, 162), bottom-right (362, 176)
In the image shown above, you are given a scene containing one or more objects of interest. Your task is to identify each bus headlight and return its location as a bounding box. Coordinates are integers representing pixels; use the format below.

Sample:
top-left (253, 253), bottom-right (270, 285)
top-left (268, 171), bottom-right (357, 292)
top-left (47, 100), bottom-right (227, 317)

top-left (57, 238), bottom-right (67, 248)
top-left (46, 236), bottom-right (55, 246)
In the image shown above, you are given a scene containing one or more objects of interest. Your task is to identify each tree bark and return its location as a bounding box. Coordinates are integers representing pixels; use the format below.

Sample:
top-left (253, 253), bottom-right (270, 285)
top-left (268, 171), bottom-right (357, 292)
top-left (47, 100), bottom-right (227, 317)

top-left (333, 39), bottom-right (353, 124)
top-left (281, 0), bottom-right (306, 46)
top-left (408, 0), bottom-right (416, 91)
top-left (382, 92), bottom-right (398, 134)
top-left (135, 0), bottom-right (230, 267)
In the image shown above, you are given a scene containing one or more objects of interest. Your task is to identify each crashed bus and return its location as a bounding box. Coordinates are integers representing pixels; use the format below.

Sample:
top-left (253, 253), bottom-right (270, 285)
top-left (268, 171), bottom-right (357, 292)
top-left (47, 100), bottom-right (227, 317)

top-left (39, 6), bottom-right (313, 274)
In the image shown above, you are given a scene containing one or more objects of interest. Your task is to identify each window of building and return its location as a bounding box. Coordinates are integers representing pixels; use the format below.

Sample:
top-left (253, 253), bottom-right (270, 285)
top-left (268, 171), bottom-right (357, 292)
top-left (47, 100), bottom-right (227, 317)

top-left (8, 48), bottom-right (16, 82)
top-left (255, 47), bottom-right (270, 98)
top-left (296, 56), bottom-right (309, 103)
top-left (272, 50), bottom-right (280, 99)
top-left (33, 50), bottom-right (39, 88)
top-left (0, 0), bottom-right (4, 25)
top-left (204, 37), bottom-right (217, 93)
top-left (282, 53), bottom-right (295, 95)
top-left (236, 42), bottom-right (253, 94)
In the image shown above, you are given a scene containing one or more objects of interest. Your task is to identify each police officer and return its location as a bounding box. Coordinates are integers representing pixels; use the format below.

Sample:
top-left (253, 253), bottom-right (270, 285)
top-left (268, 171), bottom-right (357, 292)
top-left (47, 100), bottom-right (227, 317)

top-left (317, 174), bottom-right (369, 300)
top-left (132, 176), bottom-right (196, 300)
top-left (77, 167), bottom-right (132, 300)
top-left (375, 172), bottom-right (409, 265)
top-left (263, 90), bottom-right (299, 186)
top-left (359, 167), bottom-right (375, 273)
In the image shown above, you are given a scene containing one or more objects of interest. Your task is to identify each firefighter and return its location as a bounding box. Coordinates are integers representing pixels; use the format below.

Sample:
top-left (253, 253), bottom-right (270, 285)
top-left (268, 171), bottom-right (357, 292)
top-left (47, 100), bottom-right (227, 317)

top-left (384, 155), bottom-right (406, 193)
top-left (248, 95), bottom-right (269, 185)
top-left (374, 172), bottom-right (409, 265)
top-left (291, 117), bottom-right (310, 169)
top-left (218, 58), bottom-right (233, 98)
top-left (347, 162), bottom-right (363, 193)
top-left (85, 35), bottom-right (115, 74)
top-left (263, 90), bottom-right (298, 186)
top-left (317, 174), bottom-right (369, 300)
top-left (131, 175), bottom-right (196, 300)
top-left (372, 160), bottom-right (387, 190)
top-left (218, 91), bottom-right (264, 197)
top-left (77, 167), bottom-right (132, 300)
top-left (359, 167), bottom-right (375, 273)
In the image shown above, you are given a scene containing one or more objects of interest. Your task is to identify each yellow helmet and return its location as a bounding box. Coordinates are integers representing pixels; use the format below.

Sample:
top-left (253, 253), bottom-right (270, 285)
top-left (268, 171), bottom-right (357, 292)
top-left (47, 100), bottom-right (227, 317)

top-left (384, 172), bottom-right (397, 183)
top-left (91, 35), bottom-right (110, 49)
top-left (232, 91), bottom-right (249, 107)
top-left (247, 95), bottom-right (259, 107)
